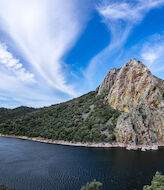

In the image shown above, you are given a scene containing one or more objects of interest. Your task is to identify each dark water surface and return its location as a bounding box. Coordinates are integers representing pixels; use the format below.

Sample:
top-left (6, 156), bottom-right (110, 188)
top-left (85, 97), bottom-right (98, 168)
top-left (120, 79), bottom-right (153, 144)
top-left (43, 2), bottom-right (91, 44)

top-left (0, 137), bottom-right (164, 190)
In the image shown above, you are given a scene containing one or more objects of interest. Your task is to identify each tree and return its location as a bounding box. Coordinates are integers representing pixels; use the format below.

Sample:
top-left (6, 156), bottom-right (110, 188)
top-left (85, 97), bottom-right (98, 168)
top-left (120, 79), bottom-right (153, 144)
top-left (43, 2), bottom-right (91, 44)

top-left (143, 171), bottom-right (164, 190)
top-left (81, 180), bottom-right (103, 190)
top-left (0, 184), bottom-right (15, 190)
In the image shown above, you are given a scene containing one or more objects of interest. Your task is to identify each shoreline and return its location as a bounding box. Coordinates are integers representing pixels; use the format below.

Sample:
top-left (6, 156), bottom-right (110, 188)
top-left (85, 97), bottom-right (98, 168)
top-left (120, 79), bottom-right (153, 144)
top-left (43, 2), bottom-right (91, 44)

top-left (0, 134), bottom-right (161, 151)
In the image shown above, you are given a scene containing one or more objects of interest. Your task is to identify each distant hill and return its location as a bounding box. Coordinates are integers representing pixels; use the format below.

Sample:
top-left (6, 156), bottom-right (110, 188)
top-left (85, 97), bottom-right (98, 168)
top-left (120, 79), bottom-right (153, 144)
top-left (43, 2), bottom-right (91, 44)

top-left (0, 106), bottom-right (36, 123)
top-left (0, 59), bottom-right (163, 146)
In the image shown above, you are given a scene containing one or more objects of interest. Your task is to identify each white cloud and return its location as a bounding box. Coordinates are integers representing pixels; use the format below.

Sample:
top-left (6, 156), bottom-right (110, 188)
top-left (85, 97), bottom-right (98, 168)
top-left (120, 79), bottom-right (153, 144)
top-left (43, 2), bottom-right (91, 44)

top-left (0, 0), bottom-right (90, 97)
top-left (0, 43), bottom-right (35, 83)
top-left (141, 52), bottom-right (158, 66)
top-left (97, 2), bottom-right (140, 22)
top-left (0, 0), bottom-right (93, 107)
top-left (98, 0), bottom-right (164, 22)
top-left (0, 66), bottom-right (65, 108)
top-left (140, 34), bottom-right (164, 76)
top-left (84, 0), bottom-right (164, 86)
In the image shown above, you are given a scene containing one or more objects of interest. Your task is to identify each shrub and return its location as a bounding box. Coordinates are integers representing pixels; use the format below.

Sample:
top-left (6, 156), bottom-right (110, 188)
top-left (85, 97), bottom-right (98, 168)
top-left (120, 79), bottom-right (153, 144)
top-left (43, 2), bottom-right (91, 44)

top-left (0, 184), bottom-right (15, 190)
top-left (81, 180), bottom-right (103, 190)
top-left (143, 171), bottom-right (164, 190)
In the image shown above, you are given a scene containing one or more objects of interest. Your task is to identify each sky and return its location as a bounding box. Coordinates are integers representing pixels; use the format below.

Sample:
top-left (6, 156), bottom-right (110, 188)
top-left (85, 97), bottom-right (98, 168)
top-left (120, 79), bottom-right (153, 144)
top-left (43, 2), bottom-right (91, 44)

top-left (0, 0), bottom-right (164, 108)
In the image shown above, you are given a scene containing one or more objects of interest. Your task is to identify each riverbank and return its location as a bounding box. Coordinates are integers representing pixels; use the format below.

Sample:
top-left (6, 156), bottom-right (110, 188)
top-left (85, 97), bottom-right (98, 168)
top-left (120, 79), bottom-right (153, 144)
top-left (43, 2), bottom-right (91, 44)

top-left (0, 134), bottom-right (160, 151)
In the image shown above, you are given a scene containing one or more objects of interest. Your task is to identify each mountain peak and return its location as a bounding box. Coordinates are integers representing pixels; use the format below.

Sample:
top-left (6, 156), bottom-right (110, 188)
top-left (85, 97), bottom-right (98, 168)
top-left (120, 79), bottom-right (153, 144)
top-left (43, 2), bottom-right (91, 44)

top-left (98, 59), bottom-right (164, 145)
top-left (98, 59), bottom-right (161, 111)
top-left (120, 59), bottom-right (150, 77)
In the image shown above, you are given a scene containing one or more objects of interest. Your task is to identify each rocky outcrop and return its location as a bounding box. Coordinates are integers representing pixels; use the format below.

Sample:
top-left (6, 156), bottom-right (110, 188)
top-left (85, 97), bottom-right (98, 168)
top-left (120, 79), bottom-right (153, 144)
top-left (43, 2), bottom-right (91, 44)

top-left (98, 59), bottom-right (164, 146)
top-left (98, 68), bottom-right (119, 95)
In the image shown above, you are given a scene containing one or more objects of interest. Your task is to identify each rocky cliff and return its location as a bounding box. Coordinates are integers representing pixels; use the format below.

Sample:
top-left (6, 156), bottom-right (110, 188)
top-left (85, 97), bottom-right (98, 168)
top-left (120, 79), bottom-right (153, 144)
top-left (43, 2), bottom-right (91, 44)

top-left (98, 59), bottom-right (164, 146)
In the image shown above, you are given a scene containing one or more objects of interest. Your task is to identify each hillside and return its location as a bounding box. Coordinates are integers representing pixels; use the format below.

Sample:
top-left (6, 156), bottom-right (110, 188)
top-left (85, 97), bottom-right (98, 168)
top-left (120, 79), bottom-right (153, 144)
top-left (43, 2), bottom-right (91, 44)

top-left (0, 106), bottom-right (36, 123)
top-left (0, 92), bottom-right (120, 142)
top-left (0, 59), bottom-right (163, 146)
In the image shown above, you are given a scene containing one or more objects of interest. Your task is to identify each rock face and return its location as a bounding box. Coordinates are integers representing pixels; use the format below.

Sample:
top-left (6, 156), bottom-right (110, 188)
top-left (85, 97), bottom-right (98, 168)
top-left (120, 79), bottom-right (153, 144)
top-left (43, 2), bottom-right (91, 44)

top-left (98, 68), bottom-right (119, 95)
top-left (98, 59), bottom-right (164, 145)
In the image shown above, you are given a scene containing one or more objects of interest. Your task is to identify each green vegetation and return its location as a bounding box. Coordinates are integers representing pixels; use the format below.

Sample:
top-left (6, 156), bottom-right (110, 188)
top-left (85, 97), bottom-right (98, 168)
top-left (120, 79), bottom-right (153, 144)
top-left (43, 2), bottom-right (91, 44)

top-left (0, 106), bottom-right (35, 123)
top-left (81, 180), bottom-right (103, 190)
top-left (1, 172), bottom-right (164, 189)
top-left (81, 172), bottom-right (164, 190)
top-left (0, 91), bottom-right (120, 143)
top-left (143, 171), bottom-right (164, 190)
top-left (0, 184), bottom-right (15, 190)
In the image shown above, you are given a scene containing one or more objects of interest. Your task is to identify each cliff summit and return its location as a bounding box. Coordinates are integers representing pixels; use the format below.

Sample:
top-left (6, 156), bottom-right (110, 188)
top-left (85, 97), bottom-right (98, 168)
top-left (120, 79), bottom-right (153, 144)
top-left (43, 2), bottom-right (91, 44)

top-left (98, 59), bottom-right (164, 145)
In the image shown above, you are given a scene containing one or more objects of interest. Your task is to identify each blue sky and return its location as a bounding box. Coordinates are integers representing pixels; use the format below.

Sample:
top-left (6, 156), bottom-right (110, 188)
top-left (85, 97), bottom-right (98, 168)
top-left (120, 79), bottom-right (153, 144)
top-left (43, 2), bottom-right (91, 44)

top-left (0, 0), bottom-right (164, 108)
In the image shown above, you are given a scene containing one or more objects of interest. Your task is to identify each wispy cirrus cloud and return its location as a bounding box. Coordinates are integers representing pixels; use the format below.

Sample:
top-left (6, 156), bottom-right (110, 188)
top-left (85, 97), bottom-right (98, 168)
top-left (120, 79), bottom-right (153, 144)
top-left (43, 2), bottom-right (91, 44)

top-left (0, 0), bottom-right (90, 97)
top-left (85, 0), bottom-right (164, 87)
top-left (0, 58), bottom-right (65, 108)
top-left (0, 0), bottom-right (93, 107)
top-left (140, 34), bottom-right (164, 78)
top-left (0, 43), bottom-right (35, 83)
top-left (0, 43), bottom-right (42, 107)
top-left (98, 0), bottom-right (164, 22)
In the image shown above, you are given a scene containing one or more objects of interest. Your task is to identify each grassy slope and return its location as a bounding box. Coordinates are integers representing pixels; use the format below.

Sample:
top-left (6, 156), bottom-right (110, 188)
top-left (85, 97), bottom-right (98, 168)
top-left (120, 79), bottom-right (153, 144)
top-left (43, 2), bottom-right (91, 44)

top-left (0, 91), bottom-right (120, 143)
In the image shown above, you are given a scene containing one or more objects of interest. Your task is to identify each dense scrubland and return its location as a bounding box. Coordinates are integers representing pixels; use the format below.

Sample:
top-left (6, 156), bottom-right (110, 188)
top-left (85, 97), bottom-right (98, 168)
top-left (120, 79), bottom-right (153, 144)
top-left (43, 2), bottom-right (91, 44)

top-left (0, 91), bottom-right (120, 143)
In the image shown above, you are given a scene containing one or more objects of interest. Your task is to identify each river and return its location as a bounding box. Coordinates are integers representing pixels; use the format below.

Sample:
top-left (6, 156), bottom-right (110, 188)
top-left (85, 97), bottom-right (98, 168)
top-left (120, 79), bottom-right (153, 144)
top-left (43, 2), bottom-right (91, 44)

top-left (0, 136), bottom-right (164, 190)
